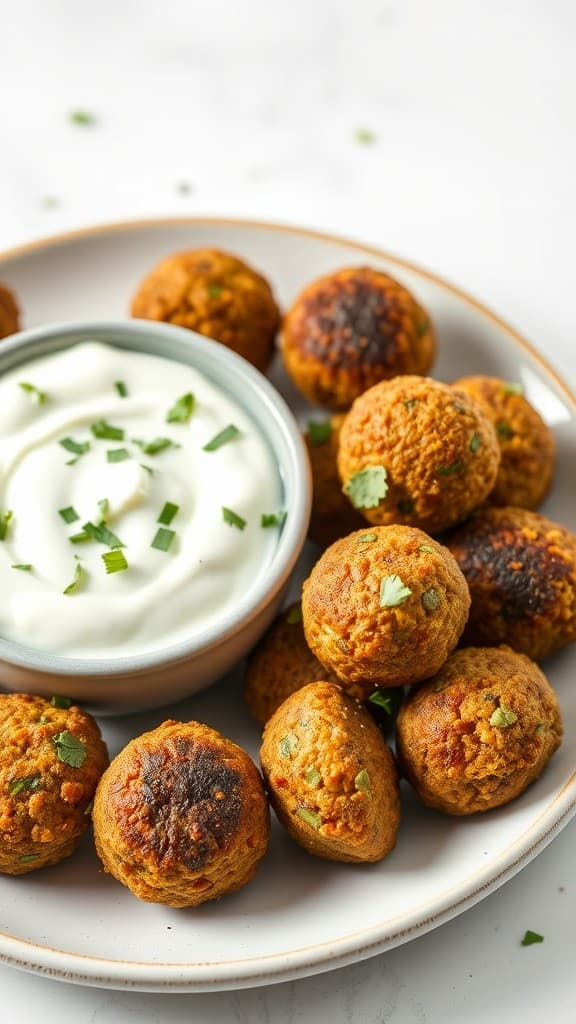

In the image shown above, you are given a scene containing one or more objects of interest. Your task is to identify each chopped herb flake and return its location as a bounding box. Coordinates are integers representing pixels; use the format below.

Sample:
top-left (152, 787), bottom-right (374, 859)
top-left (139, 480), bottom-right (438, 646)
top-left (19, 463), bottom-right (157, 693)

top-left (59, 437), bottom-right (90, 457)
top-left (133, 436), bottom-right (180, 456)
top-left (422, 588), bottom-right (441, 611)
top-left (106, 447), bottom-right (130, 463)
top-left (203, 424), bottom-right (240, 451)
top-left (279, 733), bottom-right (298, 757)
top-left (496, 420), bottom-right (514, 441)
top-left (354, 769), bottom-right (371, 793)
top-left (358, 533), bottom-right (378, 543)
top-left (419, 543), bottom-right (435, 554)
top-left (502, 382), bottom-right (523, 396)
top-left (490, 705), bottom-right (518, 728)
top-left (97, 498), bottom-right (109, 520)
top-left (68, 530), bottom-right (91, 544)
top-left (18, 381), bottom-right (47, 405)
top-left (53, 730), bottom-right (87, 768)
top-left (304, 766), bottom-right (321, 788)
top-left (296, 807), bottom-right (321, 829)
top-left (167, 392), bottom-right (195, 424)
top-left (82, 521), bottom-right (125, 549)
top-left (59, 506), bottom-right (79, 524)
top-left (140, 464), bottom-right (154, 475)
top-left (11, 564), bottom-right (32, 571)
top-left (102, 550), bottom-right (129, 574)
top-left (345, 466), bottom-right (388, 509)
top-left (158, 502), bottom-right (180, 526)
top-left (403, 398), bottom-right (418, 410)
top-left (222, 507), bottom-right (247, 530)
top-left (307, 419), bottom-right (333, 446)
top-left (151, 527), bottom-right (176, 552)
top-left (9, 776), bottom-right (41, 796)
top-left (115, 380), bottom-right (128, 398)
top-left (207, 284), bottom-right (223, 298)
top-left (469, 432), bottom-right (481, 453)
top-left (51, 695), bottom-right (72, 709)
top-left (521, 930), bottom-right (544, 946)
top-left (261, 511), bottom-right (287, 528)
top-left (63, 561), bottom-right (85, 595)
top-left (286, 604), bottom-right (302, 625)
top-left (355, 127), bottom-right (376, 145)
top-left (453, 401), bottom-right (466, 414)
top-left (369, 691), bottom-right (393, 714)
top-left (69, 109), bottom-right (97, 126)
top-left (0, 510), bottom-right (13, 540)
top-left (436, 461), bottom-right (465, 477)
top-left (380, 574), bottom-right (412, 607)
top-left (19, 854), bottom-right (39, 864)
top-left (91, 420), bottom-right (125, 441)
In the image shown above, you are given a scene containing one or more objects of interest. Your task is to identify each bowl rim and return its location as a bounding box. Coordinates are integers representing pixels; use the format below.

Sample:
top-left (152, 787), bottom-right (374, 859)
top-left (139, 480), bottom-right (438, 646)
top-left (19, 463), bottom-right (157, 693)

top-left (0, 319), bottom-right (312, 675)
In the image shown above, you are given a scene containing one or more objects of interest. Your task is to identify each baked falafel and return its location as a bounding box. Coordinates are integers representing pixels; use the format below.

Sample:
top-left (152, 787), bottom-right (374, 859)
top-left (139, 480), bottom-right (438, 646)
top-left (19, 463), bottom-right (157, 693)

top-left (454, 375), bottom-right (555, 509)
top-left (337, 376), bottom-right (500, 534)
top-left (446, 506), bottom-right (576, 660)
top-left (282, 266), bottom-right (435, 410)
top-left (260, 681), bottom-right (400, 862)
top-left (0, 281), bottom-right (20, 340)
top-left (302, 525), bottom-right (470, 691)
top-left (0, 693), bottom-right (108, 875)
top-left (396, 646), bottom-right (562, 815)
top-left (93, 719), bottom-right (270, 907)
top-left (304, 415), bottom-right (365, 548)
top-left (131, 248), bottom-right (280, 372)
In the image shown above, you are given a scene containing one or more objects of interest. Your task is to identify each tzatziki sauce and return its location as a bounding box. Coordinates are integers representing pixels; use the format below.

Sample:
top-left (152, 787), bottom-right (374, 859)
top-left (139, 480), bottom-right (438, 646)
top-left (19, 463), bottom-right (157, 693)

top-left (0, 341), bottom-right (283, 658)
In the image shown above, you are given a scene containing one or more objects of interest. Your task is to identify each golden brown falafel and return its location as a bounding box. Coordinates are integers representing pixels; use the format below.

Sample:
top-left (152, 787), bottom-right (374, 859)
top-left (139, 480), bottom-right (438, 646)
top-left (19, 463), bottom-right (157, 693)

top-left (446, 507), bottom-right (576, 660)
top-left (261, 681), bottom-right (400, 862)
top-left (244, 602), bottom-right (342, 726)
top-left (337, 376), bottom-right (500, 534)
top-left (282, 266), bottom-right (435, 410)
top-left (302, 525), bottom-right (470, 692)
top-left (304, 415), bottom-right (365, 548)
top-left (396, 646), bottom-right (562, 815)
top-left (93, 719), bottom-right (270, 907)
top-left (0, 281), bottom-right (20, 339)
top-left (0, 693), bottom-right (108, 875)
top-left (131, 248), bottom-right (280, 372)
top-left (454, 375), bottom-right (555, 509)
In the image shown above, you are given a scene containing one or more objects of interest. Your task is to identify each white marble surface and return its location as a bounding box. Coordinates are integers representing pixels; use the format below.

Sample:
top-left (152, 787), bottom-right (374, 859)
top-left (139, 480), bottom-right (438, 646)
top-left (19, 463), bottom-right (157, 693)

top-left (1, 0), bottom-right (575, 1020)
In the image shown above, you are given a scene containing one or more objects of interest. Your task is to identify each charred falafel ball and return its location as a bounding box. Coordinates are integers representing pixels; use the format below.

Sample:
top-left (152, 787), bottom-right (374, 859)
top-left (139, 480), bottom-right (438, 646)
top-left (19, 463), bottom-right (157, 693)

top-left (337, 376), bottom-right (500, 534)
top-left (396, 646), bottom-right (562, 815)
top-left (93, 719), bottom-right (270, 907)
top-left (453, 375), bottom-right (555, 510)
top-left (446, 507), bottom-right (576, 661)
top-left (0, 281), bottom-right (20, 339)
top-left (281, 267), bottom-right (435, 410)
top-left (244, 602), bottom-right (342, 726)
top-left (131, 248), bottom-right (281, 372)
top-left (260, 682), bottom-right (400, 862)
top-left (302, 525), bottom-right (470, 692)
top-left (0, 693), bottom-right (108, 875)
top-left (304, 415), bottom-right (365, 548)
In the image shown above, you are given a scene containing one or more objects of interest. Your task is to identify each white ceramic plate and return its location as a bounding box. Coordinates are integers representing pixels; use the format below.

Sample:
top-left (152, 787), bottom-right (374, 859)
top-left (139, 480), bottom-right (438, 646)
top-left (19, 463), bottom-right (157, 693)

top-left (0, 218), bottom-right (575, 993)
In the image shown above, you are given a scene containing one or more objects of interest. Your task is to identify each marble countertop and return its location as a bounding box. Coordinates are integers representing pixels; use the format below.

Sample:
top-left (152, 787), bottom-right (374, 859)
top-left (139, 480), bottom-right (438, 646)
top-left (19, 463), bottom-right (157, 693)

top-left (1, 0), bottom-right (575, 1020)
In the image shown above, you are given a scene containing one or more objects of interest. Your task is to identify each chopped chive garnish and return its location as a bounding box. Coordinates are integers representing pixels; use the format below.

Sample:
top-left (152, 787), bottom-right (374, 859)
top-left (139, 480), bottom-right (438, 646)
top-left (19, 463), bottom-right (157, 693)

top-left (166, 392), bottom-right (195, 424)
top-left (222, 507), bottom-right (247, 530)
top-left (140, 464), bottom-right (154, 475)
top-left (51, 695), bottom-right (72, 709)
top-left (59, 506), bottom-right (79, 524)
top-left (63, 561), bottom-right (84, 595)
top-left (91, 420), bottom-right (125, 441)
top-left (261, 511), bottom-right (287, 528)
top-left (106, 447), bottom-right (130, 463)
top-left (11, 564), bottom-right (33, 571)
top-left (69, 530), bottom-right (91, 544)
top-left (133, 436), bottom-right (180, 456)
top-left (81, 521), bottom-right (125, 549)
top-left (101, 550), bottom-right (128, 574)
top-left (115, 380), bottom-right (128, 398)
top-left (97, 498), bottom-right (109, 520)
top-left (66, 458), bottom-right (79, 467)
top-left (151, 527), bottom-right (176, 552)
top-left (158, 502), bottom-right (180, 526)
top-left (0, 510), bottom-right (13, 541)
top-left (18, 381), bottom-right (47, 405)
top-left (69, 109), bottom-right (96, 127)
top-left (203, 424), bottom-right (240, 451)
top-left (59, 437), bottom-right (90, 457)
top-left (307, 420), bottom-right (333, 446)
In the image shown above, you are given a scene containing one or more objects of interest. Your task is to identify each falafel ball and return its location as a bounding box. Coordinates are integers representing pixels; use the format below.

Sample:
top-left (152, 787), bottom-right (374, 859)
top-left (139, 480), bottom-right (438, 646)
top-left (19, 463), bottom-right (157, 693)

top-left (130, 248), bottom-right (281, 372)
top-left (302, 525), bottom-right (470, 691)
top-left (396, 646), bottom-right (562, 815)
top-left (282, 266), bottom-right (435, 410)
top-left (304, 414), bottom-right (365, 548)
top-left (0, 693), bottom-right (108, 875)
top-left (446, 507), bottom-right (576, 661)
top-left (244, 602), bottom-right (343, 726)
top-left (93, 719), bottom-right (270, 907)
top-left (261, 681), bottom-right (400, 862)
top-left (337, 376), bottom-right (500, 534)
top-left (454, 375), bottom-right (555, 509)
top-left (0, 281), bottom-right (20, 339)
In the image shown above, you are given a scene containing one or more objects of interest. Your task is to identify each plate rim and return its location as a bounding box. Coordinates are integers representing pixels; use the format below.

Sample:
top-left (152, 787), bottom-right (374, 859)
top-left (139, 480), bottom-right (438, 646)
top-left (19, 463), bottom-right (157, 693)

top-left (0, 215), bottom-right (575, 992)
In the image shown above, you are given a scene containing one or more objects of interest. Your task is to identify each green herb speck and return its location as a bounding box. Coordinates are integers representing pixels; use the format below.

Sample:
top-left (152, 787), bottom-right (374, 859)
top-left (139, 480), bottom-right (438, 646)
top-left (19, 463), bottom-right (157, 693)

top-left (380, 574), bottom-right (412, 607)
top-left (296, 807), bottom-right (321, 829)
top-left (345, 466), bottom-right (388, 509)
top-left (280, 733), bottom-right (298, 758)
top-left (52, 731), bottom-right (87, 768)
top-left (307, 420), bottom-right (333, 446)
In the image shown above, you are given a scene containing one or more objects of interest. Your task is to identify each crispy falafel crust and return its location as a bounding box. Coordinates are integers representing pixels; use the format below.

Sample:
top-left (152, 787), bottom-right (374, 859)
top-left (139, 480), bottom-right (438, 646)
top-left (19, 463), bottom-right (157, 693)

top-left (454, 375), bottom-right (555, 510)
top-left (130, 248), bottom-right (280, 372)
top-left (446, 507), bottom-right (576, 660)
top-left (261, 681), bottom-right (400, 862)
top-left (0, 281), bottom-right (20, 339)
top-left (282, 266), bottom-right (435, 410)
top-left (396, 646), bottom-right (562, 815)
top-left (302, 526), bottom-right (470, 691)
top-left (304, 414), bottom-right (365, 548)
top-left (337, 375), bottom-right (500, 534)
top-left (93, 720), bottom-right (270, 907)
top-left (0, 693), bottom-right (108, 875)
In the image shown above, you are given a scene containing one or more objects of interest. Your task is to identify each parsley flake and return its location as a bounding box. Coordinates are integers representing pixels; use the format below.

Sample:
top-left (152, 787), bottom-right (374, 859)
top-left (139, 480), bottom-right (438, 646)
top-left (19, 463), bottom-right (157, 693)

top-left (167, 392), bottom-right (195, 424)
top-left (0, 510), bottom-right (13, 541)
top-left (102, 550), bottom-right (129, 574)
top-left (345, 466), bottom-right (388, 509)
top-left (53, 730), bottom-right (87, 768)
top-left (521, 930), bottom-right (544, 946)
top-left (151, 527), bottom-right (176, 552)
top-left (203, 424), bottom-right (240, 451)
top-left (380, 574), bottom-right (412, 607)
top-left (490, 705), bottom-right (518, 728)
top-left (18, 381), bottom-right (47, 405)
top-left (222, 507), bottom-right (247, 530)
top-left (307, 420), bottom-right (333, 446)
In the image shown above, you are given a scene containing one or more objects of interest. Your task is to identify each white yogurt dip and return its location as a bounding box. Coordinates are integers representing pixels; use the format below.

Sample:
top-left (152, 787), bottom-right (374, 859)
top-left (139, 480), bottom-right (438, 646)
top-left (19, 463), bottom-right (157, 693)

top-left (0, 341), bottom-right (283, 658)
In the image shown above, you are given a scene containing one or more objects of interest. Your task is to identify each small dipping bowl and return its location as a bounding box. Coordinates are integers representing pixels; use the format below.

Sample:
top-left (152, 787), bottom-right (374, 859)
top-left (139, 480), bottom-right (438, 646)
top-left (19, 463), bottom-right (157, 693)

top-left (0, 320), bottom-right (312, 713)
